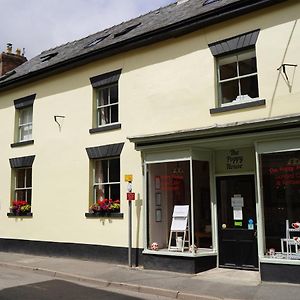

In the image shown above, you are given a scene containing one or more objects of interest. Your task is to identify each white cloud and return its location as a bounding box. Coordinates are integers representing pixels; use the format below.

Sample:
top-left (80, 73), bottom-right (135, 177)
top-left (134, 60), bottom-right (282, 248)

top-left (0, 0), bottom-right (175, 59)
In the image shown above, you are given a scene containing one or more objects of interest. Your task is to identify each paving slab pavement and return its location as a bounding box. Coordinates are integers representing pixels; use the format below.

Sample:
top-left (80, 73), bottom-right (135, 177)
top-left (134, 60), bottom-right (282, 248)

top-left (0, 252), bottom-right (300, 300)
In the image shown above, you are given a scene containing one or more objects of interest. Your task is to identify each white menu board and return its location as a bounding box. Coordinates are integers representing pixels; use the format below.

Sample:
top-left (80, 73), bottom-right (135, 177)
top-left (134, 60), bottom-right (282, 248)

top-left (171, 205), bottom-right (189, 231)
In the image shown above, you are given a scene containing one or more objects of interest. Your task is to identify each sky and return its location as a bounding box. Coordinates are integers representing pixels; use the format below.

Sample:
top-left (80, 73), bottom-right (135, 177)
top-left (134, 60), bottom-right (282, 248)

top-left (0, 0), bottom-right (175, 59)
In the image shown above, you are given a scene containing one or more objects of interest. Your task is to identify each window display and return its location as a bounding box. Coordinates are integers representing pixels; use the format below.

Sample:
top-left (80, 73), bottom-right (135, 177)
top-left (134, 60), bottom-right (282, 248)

top-left (261, 150), bottom-right (300, 259)
top-left (147, 160), bottom-right (212, 253)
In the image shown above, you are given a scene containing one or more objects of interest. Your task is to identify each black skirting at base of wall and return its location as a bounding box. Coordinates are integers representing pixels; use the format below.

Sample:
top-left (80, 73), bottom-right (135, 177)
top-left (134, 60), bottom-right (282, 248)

top-left (0, 238), bottom-right (217, 274)
top-left (0, 238), bottom-right (143, 266)
top-left (261, 262), bottom-right (300, 284)
top-left (142, 253), bottom-right (217, 274)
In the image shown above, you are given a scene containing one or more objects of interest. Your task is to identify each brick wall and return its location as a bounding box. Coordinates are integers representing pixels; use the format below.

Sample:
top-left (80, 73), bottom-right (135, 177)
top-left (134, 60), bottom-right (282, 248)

top-left (0, 52), bottom-right (27, 76)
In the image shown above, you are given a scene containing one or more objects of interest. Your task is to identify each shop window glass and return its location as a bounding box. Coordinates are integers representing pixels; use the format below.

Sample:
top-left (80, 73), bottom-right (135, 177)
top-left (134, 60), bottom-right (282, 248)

top-left (192, 161), bottom-right (212, 249)
top-left (147, 160), bottom-right (212, 252)
top-left (261, 151), bottom-right (300, 259)
top-left (148, 161), bottom-right (191, 251)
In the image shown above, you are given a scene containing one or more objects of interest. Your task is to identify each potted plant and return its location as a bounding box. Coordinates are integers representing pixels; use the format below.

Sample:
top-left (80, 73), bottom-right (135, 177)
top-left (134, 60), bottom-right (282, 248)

top-left (10, 200), bottom-right (31, 216)
top-left (89, 199), bottom-right (120, 215)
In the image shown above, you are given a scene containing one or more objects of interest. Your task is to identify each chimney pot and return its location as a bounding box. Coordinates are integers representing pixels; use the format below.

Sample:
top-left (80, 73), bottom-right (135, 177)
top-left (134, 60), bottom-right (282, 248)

top-left (16, 48), bottom-right (21, 56)
top-left (6, 43), bottom-right (12, 53)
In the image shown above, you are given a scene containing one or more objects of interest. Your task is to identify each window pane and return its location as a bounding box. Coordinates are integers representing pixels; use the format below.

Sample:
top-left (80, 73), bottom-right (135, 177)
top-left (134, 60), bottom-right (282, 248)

top-left (95, 185), bottom-right (106, 201)
top-left (26, 168), bottom-right (32, 188)
top-left (220, 80), bottom-right (239, 104)
top-left (99, 107), bottom-right (109, 125)
top-left (19, 107), bottom-right (33, 125)
top-left (111, 104), bottom-right (118, 123)
top-left (219, 62), bottom-right (238, 80)
top-left (16, 169), bottom-right (25, 188)
top-left (20, 124), bottom-right (32, 141)
top-left (110, 85), bottom-right (118, 104)
top-left (15, 190), bottom-right (26, 201)
top-left (95, 160), bottom-right (108, 183)
top-left (110, 184), bottom-right (120, 201)
top-left (109, 159), bottom-right (120, 182)
top-left (26, 189), bottom-right (32, 204)
top-left (99, 88), bottom-right (109, 106)
top-left (239, 57), bottom-right (257, 76)
top-left (240, 75), bottom-right (259, 98)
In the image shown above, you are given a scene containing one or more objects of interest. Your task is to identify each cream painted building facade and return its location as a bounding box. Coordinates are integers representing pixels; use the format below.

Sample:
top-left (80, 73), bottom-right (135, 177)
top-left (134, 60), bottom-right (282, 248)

top-left (0, 0), bottom-right (300, 283)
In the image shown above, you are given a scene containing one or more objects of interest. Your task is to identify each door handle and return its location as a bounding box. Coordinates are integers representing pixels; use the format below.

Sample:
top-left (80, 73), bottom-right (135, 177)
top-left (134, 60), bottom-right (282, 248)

top-left (254, 230), bottom-right (257, 238)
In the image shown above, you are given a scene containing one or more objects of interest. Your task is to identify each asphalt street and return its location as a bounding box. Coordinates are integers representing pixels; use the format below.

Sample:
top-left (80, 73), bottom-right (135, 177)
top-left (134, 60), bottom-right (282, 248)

top-left (0, 267), bottom-right (172, 300)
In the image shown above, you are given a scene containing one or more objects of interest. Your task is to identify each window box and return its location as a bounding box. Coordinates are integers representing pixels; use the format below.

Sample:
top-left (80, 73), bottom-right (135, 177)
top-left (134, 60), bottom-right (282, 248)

top-left (7, 212), bottom-right (33, 217)
top-left (85, 212), bottom-right (124, 219)
top-left (89, 199), bottom-right (120, 214)
top-left (9, 200), bottom-right (31, 216)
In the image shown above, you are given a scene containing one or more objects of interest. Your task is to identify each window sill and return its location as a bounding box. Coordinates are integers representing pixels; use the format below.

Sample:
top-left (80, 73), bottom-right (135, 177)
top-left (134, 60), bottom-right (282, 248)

top-left (210, 99), bottom-right (266, 114)
top-left (89, 123), bottom-right (121, 134)
top-left (85, 212), bottom-right (124, 219)
top-left (11, 140), bottom-right (34, 148)
top-left (7, 212), bottom-right (33, 217)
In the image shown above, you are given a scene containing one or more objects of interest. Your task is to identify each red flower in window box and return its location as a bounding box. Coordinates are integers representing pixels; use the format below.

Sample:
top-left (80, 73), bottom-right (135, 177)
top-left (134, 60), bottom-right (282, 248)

top-left (90, 199), bottom-right (120, 214)
top-left (10, 200), bottom-right (31, 215)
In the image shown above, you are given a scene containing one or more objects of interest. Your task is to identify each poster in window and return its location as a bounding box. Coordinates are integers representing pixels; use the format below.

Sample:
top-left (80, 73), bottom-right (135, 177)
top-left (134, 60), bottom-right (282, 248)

top-left (155, 209), bottom-right (162, 222)
top-left (155, 192), bottom-right (161, 206)
top-left (155, 176), bottom-right (161, 190)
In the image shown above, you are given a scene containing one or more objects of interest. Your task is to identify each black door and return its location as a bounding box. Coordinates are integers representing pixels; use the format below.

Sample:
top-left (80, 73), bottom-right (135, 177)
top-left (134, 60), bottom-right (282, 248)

top-left (217, 175), bottom-right (258, 269)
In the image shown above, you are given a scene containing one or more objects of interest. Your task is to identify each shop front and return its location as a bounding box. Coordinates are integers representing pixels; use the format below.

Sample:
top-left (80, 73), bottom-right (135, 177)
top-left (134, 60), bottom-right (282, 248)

top-left (129, 114), bottom-right (300, 282)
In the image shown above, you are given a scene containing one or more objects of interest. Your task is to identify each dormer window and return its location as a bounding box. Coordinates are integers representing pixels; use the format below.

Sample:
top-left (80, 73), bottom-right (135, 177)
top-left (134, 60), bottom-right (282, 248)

top-left (85, 35), bottom-right (109, 48)
top-left (203, 0), bottom-right (220, 6)
top-left (40, 52), bottom-right (58, 62)
top-left (114, 23), bottom-right (141, 38)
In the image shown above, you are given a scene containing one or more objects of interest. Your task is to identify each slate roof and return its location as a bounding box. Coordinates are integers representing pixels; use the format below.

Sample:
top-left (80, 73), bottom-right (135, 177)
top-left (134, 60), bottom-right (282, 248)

top-left (0, 0), bottom-right (285, 90)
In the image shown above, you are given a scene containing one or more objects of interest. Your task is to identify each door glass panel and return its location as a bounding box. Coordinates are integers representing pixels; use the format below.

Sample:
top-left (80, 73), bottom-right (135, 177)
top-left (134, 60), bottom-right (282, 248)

top-left (218, 176), bottom-right (256, 229)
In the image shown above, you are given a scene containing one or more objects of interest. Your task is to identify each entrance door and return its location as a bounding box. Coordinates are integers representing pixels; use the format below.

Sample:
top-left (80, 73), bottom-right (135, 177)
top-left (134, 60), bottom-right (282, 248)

top-left (217, 175), bottom-right (258, 269)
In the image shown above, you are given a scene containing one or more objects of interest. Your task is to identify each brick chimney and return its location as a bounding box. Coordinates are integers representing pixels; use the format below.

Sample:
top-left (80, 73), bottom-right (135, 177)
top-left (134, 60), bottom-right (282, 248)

top-left (0, 43), bottom-right (27, 76)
